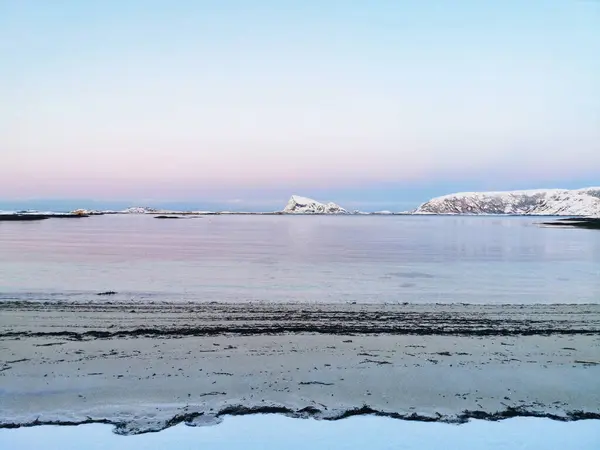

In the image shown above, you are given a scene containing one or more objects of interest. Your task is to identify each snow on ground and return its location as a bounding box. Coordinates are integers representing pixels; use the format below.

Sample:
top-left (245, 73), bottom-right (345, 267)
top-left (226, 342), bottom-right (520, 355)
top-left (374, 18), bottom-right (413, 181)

top-left (1, 416), bottom-right (599, 450)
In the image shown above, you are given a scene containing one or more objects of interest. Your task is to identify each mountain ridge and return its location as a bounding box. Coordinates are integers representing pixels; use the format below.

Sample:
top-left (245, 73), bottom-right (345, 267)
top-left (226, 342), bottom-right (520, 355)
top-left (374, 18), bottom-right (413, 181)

top-left (414, 187), bottom-right (600, 217)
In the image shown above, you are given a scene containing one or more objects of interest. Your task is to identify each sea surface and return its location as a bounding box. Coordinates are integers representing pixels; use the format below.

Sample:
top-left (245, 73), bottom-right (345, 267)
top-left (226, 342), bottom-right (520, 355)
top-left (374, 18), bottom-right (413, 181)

top-left (1, 215), bottom-right (599, 304)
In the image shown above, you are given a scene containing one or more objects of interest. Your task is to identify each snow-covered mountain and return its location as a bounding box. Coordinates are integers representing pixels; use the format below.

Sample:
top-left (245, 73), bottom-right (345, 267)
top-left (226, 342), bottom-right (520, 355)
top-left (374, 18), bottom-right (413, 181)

top-left (282, 195), bottom-right (349, 214)
top-left (413, 187), bottom-right (600, 216)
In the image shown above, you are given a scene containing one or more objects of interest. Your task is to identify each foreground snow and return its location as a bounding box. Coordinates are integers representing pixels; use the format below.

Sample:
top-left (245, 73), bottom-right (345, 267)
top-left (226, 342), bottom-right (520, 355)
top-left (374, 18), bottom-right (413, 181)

top-left (414, 187), bottom-right (600, 216)
top-left (2, 416), bottom-right (598, 450)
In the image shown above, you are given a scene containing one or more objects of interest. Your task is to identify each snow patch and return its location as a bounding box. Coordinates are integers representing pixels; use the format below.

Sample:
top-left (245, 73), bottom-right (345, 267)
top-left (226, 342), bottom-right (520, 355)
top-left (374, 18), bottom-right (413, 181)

top-left (2, 417), bottom-right (599, 450)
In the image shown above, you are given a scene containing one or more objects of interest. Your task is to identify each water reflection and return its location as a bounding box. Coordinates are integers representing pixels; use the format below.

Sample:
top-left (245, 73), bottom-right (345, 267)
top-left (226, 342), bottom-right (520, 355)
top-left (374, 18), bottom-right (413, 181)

top-left (0, 215), bottom-right (599, 304)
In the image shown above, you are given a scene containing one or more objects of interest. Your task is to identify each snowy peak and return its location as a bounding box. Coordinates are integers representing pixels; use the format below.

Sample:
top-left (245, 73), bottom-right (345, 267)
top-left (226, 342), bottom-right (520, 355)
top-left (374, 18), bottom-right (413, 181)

top-left (578, 187), bottom-right (600, 199)
top-left (414, 188), bottom-right (600, 217)
top-left (283, 195), bottom-right (348, 214)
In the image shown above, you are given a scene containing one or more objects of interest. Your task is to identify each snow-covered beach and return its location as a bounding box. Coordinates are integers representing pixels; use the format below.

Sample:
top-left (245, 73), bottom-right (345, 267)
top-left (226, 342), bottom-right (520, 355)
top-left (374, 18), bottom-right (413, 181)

top-left (1, 302), bottom-right (599, 435)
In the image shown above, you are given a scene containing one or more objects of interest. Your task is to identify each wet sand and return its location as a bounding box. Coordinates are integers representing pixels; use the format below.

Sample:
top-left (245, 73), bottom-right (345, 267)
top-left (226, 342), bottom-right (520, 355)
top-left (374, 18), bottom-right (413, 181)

top-left (1, 302), bottom-right (599, 434)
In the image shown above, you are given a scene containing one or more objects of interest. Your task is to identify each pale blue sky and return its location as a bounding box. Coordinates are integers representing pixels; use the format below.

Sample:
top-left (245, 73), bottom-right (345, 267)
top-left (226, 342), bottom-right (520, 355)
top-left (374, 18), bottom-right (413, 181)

top-left (1, 1), bottom-right (598, 211)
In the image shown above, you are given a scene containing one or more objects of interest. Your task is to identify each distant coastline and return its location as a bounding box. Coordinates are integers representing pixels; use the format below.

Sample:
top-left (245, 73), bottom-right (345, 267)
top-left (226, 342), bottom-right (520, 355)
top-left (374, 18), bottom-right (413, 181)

top-left (2, 188), bottom-right (599, 218)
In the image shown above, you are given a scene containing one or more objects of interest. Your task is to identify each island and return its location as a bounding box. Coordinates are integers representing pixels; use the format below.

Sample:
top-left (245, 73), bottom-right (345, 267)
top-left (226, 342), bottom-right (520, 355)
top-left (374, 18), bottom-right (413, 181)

top-left (413, 187), bottom-right (600, 216)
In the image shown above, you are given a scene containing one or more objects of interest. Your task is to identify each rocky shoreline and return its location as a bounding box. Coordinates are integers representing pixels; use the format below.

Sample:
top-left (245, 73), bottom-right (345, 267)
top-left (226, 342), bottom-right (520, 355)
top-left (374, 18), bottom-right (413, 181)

top-left (0, 214), bottom-right (89, 221)
top-left (542, 218), bottom-right (600, 230)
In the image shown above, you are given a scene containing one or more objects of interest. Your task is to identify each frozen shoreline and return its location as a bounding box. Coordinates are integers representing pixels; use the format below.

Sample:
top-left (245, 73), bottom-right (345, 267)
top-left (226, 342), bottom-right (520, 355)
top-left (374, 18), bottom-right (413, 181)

top-left (1, 302), bottom-right (599, 434)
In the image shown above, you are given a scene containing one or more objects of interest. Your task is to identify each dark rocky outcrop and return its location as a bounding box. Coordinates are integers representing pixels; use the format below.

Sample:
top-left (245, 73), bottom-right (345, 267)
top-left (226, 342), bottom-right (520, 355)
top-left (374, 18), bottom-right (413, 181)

top-left (543, 218), bottom-right (600, 230)
top-left (0, 214), bottom-right (50, 221)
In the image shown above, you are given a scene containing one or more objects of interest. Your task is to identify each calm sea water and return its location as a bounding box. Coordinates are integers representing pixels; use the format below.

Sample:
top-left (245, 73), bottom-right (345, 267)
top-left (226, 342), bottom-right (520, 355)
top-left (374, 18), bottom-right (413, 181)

top-left (0, 215), bottom-right (599, 304)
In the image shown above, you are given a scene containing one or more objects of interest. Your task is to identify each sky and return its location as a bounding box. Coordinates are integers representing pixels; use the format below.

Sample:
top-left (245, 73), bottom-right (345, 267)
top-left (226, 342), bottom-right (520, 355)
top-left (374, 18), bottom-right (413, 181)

top-left (1, 1), bottom-right (599, 211)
